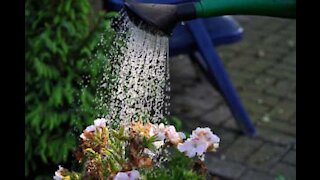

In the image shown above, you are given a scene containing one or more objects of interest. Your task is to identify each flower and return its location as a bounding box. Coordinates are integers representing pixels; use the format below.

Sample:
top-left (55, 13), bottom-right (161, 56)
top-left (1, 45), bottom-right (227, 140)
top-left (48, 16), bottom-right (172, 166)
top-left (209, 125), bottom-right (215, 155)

top-left (153, 140), bottom-right (165, 149)
top-left (80, 133), bottom-right (86, 140)
top-left (165, 125), bottom-right (185, 145)
top-left (149, 123), bottom-right (186, 146)
top-left (85, 125), bottom-right (96, 132)
top-left (80, 125), bottom-right (96, 140)
top-left (53, 166), bottom-right (66, 180)
top-left (190, 127), bottom-right (220, 151)
top-left (177, 138), bottom-right (208, 158)
top-left (149, 123), bottom-right (166, 149)
top-left (114, 170), bottom-right (140, 180)
top-left (94, 118), bottom-right (107, 128)
top-left (131, 121), bottom-right (152, 137)
top-left (149, 123), bottom-right (166, 140)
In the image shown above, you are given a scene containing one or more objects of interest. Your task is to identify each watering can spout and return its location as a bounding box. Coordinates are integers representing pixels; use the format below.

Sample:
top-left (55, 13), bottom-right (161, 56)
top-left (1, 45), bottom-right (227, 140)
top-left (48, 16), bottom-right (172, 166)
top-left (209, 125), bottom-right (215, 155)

top-left (124, 1), bottom-right (196, 35)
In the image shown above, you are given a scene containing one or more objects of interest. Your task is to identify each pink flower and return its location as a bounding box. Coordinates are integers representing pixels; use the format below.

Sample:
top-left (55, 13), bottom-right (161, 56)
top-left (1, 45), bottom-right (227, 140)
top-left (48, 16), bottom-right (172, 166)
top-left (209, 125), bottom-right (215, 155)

top-left (165, 125), bottom-right (186, 145)
top-left (190, 127), bottom-right (220, 151)
top-left (114, 170), bottom-right (140, 180)
top-left (94, 118), bottom-right (107, 128)
top-left (177, 138), bottom-right (208, 158)
top-left (148, 123), bottom-right (165, 148)
top-left (79, 125), bottom-right (96, 140)
top-left (85, 125), bottom-right (96, 132)
top-left (149, 123), bottom-right (166, 140)
top-left (149, 123), bottom-right (186, 146)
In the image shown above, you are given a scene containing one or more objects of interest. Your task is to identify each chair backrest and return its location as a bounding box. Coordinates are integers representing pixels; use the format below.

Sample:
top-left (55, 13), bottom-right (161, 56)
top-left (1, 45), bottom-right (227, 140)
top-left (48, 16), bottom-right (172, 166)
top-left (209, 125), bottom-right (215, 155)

top-left (169, 17), bottom-right (243, 56)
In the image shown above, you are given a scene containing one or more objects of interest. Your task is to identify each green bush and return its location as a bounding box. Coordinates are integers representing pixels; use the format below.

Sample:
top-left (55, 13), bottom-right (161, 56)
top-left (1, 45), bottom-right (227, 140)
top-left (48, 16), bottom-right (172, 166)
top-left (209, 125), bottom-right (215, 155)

top-left (25, 0), bottom-right (116, 178)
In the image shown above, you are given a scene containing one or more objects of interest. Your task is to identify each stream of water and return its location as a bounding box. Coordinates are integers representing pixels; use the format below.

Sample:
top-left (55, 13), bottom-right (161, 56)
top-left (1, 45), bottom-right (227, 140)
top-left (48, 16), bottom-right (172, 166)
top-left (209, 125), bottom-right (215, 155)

top-left (95, 11), bottom-right (171, 127)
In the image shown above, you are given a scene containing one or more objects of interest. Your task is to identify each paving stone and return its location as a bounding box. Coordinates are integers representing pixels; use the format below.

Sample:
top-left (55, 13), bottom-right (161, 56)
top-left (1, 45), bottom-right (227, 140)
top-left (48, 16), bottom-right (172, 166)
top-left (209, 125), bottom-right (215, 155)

top-left (205, 155), bottom-right (247, 179)
top-left (285, 93), bottom-right (296, 101)
top-left (239, 170), bottom-right (275, 180)
top-left (245, 61), bottom-right (274, 74)
top-left (265, 68), bottom-right (295, 82)
top-left (270, 163), bottom-right (296, 180)
top-left (225, 136), bottom-right (263, 163)
top-left (228, 70), bottom-right (255, 83)
top-left (171, 83), bottom-right (220, 118)
top-left (211, 128), bottom-right (239, 153)
top-left (282, 52), bottom-right (296, 65)
top-left (274, 80), bottom-right (296, 95)
top-left (257, 128), bottom-right (296, 146)
top-left (257, 120), bottom-right (296, 136)
top-left (251, 95), bottom-right (280, 108)
top-left (170, 55), bottom-right (198, 79)
top-left (200, 104), bottom-right (232, 126)
top-left (269, 100), bottom-right (296, 122)
top-left (222, 118), bottom-right (240, 131)
top-left (246, 143), bottom-right (289, 171)
top-left (289, 116), bottom-right (296, 125)
top-left (226, 57), bottom-right (253, 69)
top-left (275, 64), bottom-right (296, 74)
top-left (282, 150), bottom-right (296, 166)
top-left (242, 99), bottom-right (271, 117)
top-left (239, 90), bottom-right (264, 102)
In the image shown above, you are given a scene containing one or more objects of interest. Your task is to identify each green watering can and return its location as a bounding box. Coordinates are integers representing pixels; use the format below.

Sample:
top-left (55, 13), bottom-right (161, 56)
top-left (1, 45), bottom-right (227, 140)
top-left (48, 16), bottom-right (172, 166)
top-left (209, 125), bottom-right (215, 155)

top-left (124, 0), bottom-right (296, 34)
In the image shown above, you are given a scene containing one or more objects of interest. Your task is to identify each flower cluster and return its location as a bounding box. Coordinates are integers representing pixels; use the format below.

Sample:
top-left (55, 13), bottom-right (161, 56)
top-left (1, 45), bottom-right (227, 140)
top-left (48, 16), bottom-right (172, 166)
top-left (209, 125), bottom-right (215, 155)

top-left (54, 118), bottom-right (220, 180)
top-left (177, 127), bottom-right (220, 158)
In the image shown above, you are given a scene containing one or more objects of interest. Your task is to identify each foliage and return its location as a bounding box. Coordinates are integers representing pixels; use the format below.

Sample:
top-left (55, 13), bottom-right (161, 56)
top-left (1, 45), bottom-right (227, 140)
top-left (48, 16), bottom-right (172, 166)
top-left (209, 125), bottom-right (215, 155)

top-left (25, 0), bottom-right (117, 178)
top-left (142, 149), bottom-right (204, 180)
top-left (54, 119), bottom-right (209, 180)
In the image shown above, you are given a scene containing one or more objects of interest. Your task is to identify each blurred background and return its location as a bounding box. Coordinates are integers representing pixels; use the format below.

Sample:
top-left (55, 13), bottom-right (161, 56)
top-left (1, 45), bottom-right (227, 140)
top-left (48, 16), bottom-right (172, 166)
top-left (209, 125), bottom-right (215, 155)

top-left (170, 16), bottom-right (296, 180)
top-left (25, 0), bottom-right (295, 179)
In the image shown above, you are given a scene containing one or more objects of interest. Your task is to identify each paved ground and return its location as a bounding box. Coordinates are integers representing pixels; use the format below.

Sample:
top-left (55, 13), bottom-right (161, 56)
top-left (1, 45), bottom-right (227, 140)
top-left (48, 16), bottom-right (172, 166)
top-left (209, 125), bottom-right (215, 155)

top-left (169, 16), bottom-right (296, 180)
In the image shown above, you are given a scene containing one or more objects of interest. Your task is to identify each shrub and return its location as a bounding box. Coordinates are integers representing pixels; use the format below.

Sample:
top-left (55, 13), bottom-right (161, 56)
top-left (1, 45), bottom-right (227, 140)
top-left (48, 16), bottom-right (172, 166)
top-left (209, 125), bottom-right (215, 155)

top-left (25, 0), bottom-right (116, 178)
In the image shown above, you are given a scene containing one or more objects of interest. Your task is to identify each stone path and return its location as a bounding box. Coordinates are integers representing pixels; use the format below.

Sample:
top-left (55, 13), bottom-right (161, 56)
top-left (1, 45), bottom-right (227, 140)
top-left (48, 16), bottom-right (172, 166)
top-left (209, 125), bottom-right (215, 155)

top-left (170, 16), bottom-right (296, 180)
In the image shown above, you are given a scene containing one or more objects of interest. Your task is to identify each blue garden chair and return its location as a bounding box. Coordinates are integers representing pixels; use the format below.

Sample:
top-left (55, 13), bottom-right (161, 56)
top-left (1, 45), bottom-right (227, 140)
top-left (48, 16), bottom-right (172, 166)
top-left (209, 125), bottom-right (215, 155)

top-left (105, 0), bottom-right (256, 136)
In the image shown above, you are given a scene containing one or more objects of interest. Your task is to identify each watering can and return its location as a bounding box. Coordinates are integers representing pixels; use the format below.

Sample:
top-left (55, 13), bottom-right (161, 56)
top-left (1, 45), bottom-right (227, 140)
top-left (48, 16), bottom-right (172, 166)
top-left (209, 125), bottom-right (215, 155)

top-left (125, 0), bottom-right (296, 34)
top-left (106, 0), bottom-right (296, 136)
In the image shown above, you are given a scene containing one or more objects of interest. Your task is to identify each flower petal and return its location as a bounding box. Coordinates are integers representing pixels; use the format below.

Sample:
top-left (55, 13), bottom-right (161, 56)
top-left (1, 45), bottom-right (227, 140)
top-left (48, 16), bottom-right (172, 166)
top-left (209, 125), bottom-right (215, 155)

top-left (85, 125), bottom-right (96, 132)
top-left (94, 118), bottom-right (107, 128)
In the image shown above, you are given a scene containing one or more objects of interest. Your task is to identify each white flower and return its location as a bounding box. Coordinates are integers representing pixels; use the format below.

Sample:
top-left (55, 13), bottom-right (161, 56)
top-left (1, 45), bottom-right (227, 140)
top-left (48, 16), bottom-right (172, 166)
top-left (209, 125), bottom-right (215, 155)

top-left (165, 126), bottom-right (185, 145)
top-left (94, 118), bottom-right (107, 128)
top-left (114, 170), bottom-right (140, 180)
top-left (155, 132), bottom-right (165, 141)
top-left (153, 140), bottom-right (164, 149)
top-left (80, 125), bottom-right (96, 140)
top-left (190, 127), bottom-right (220, 151)
top-left (149, 123), bottom-right (166, 139)
top-left (178, 132), bottom-right (186, 140)
top-left (53, 165), bottom-right (64, 180)
top-left (85, 125), bottom-right (96, 132)
top-left (149, 123), bottom-right (166, 148)
top-left (177, 138), bottom-right (208, 158)
top-left (80, 133), bottom-right (86, 140)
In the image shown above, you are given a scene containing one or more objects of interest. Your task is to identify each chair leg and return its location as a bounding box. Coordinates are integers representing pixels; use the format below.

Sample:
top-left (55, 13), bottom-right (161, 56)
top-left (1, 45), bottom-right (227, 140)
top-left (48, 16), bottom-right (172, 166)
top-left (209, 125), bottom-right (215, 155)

top-left (186, 19), bottom-right (256, 136)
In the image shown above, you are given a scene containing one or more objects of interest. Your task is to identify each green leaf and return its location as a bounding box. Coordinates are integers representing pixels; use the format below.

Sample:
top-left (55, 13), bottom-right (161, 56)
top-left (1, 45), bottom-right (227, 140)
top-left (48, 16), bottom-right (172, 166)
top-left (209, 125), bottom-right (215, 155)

top-left (64, 0), bottom-right (72, 12)
top-left (108, 158), bottom-right (119, 172)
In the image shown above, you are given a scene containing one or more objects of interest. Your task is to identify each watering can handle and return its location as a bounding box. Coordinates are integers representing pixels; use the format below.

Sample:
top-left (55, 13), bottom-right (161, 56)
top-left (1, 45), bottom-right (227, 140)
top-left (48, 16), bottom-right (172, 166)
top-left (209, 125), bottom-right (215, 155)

top-left (195, 0), bottom-right (296, 19)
